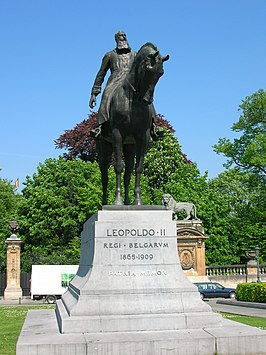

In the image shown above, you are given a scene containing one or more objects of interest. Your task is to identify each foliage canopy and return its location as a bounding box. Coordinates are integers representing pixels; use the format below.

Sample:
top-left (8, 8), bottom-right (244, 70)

top-left (18, 157), bottom-right (103, 271)
top-left (214, 89), bottom-right (266, 176)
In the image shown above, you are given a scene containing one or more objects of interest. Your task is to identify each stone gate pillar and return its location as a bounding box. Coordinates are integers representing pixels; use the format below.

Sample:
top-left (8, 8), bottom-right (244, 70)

top-left (176, 219), bottom-right (207, 277)
top-left (4, 220), bottom-right (23, 300)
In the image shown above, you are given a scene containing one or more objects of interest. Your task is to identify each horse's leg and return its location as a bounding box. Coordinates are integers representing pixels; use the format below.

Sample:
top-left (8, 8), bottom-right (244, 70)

top-left (112, 128), bottom-right (124, 205)
top-left (101, 165), bottom-right (108, 206)
top-left (96, 139), bottom-right (112, 206)
top-left (123, 144), bottom-right (135, 205)
top-left (133, 130), bottom-right (150, 205)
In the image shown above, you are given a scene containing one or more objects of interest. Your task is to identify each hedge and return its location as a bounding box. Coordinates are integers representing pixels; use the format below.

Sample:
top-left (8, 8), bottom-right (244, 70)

top-left (236, 282), bottom-right (266, 303)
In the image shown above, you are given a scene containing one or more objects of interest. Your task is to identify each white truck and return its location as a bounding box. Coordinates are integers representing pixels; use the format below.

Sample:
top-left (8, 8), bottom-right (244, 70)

top-left (30, 265), bottom-right (79, 303)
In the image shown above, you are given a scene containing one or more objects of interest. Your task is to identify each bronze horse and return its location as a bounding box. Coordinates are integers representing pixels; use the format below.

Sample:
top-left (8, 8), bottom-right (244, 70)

top-left (97, 43), bottom-right (169, 205)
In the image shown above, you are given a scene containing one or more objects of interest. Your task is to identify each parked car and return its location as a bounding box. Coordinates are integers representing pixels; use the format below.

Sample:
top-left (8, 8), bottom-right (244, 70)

top-left (194, 282), bottom-right (236, 300)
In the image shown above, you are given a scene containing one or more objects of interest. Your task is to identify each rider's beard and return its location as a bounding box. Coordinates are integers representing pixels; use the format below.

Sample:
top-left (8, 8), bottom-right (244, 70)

top-left (116, 40), bottom-right (130, 51)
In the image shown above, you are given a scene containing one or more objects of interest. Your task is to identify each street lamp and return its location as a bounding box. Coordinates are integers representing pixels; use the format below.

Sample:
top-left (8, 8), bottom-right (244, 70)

top-left (255, 245), bottom-right (261, 283)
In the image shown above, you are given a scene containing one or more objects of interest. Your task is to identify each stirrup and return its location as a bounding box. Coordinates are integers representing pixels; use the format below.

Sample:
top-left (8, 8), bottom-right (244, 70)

top-left (90, 126), bottom-right (102, 139)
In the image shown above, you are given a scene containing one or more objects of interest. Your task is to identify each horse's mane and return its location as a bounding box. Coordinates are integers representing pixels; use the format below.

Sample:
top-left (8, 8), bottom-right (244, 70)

top-left (126, 42), bottom-right (159, 89)
top-left (131, 42), bottom-right (158, 69)
top-left (138, 42), bottom-right (158, 54)
top-left (127, 42), bottom-right (158, 79)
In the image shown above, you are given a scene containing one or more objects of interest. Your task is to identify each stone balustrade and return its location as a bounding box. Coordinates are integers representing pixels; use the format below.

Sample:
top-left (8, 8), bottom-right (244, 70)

top-left (206, 264), bottom-right (266, 276)
top-left (206, 265), bottom-right (247, 276)
top-left (200, 264), bottom-right (266, 288)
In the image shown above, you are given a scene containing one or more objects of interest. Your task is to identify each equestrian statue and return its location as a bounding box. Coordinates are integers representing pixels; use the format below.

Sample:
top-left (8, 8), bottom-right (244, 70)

top-left (89, 32), bottom-right (169, 205)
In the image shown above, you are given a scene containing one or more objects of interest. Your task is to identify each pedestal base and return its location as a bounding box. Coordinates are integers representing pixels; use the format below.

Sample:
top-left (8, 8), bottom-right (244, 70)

top-left (4, 287), bottom-right (22, 300)
top-left (17, 309), bottom-right (266, 355)
top-left (56, 208), bottom-right (221, 334)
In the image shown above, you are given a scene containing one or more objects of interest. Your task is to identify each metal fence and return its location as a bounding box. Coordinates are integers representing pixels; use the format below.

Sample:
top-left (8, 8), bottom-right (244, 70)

top-left (0, 273), bottom-right (31, 297)
top-left (0, 273), bottom-right (6, 296)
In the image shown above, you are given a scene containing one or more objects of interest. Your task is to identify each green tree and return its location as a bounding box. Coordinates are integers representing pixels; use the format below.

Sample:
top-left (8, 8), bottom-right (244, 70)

top-left (208, 169), bottom-right (266, 264)
top-left (214, 89), bottom-right (266, 176)
top-left (0, 177), bottom-right (21, 271)
top-left (212, 89), bottom-right (266, 264)
top-left (143, 128), bottom-right (193, 203)
top-left (17, 156), bottom-right (151, 271)
top-left (18, 157), bottom-right (104, 271)
top-left (163, 163), bottom-right (238, 265)
top-left (143, 128), bottom-right (237, 264)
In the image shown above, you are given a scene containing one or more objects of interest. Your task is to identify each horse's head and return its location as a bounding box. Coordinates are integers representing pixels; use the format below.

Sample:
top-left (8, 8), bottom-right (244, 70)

top-left (134, 43), bottom-right (169, 105)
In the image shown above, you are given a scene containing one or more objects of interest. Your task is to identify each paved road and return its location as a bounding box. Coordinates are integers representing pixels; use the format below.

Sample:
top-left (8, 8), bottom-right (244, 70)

top-left (0, 297), bottom-right (47, 306)
top-left (206, 298), bottom-right (266, 318)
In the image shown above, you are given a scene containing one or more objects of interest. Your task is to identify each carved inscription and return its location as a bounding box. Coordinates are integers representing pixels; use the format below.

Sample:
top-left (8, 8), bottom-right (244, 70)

top-left (103, 240), bottom-right (169, 263)
top-left (103, 242), bottom-right (169, 249)
top-left (109, 270), bottom-right (167, 277)
top-left (120, 254), bottom-right (154, 261)
top-left (106, 228), bottom-right (166, 237)
top-left (103, 227), bottom-right (169, 277)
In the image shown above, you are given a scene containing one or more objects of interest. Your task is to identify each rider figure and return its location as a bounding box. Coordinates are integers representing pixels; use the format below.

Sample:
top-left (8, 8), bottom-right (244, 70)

top-left (89, 31), bottom-right (161, 140)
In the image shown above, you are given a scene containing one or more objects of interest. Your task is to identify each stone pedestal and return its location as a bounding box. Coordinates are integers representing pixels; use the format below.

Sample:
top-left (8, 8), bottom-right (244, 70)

top-left (246, 260), bottom-right (258, 275)
top-left (56, 207), bottom-right (218, 334)
top-left (17, 207), bottom-right (266, 355)
top-left (176, 219), bottom-right (207, 276)
top-left (4, 235), bottom-right (23, 300)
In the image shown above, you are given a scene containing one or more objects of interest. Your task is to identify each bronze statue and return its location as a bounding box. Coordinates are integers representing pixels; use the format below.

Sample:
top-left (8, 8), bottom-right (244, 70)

top-left (90, 33), bottom-right (169, 205)
top-left (89, 32), bottom-right (136, 136)
top-left (89, 32), bottom-right (161, 141)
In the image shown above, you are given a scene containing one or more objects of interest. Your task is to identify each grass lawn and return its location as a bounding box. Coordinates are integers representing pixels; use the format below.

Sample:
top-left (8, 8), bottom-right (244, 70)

top-left (219, 312), bottom-right (266, 330)
top-left (0, 305), bottom-right (55, 355)
top-left (1, 307), bottom-right (266, 355)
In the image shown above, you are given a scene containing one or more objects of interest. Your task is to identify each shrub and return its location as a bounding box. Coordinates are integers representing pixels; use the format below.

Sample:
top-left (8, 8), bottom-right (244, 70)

top-left (236, 282), bottom-right (266, 303)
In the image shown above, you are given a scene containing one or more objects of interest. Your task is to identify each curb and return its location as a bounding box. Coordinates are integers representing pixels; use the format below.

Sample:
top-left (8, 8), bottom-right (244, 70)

top-left (217, 299), bottom-right (266, 309)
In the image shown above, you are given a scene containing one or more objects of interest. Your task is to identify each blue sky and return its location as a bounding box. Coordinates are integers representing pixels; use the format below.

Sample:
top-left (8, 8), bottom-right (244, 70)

top-left (0, 0), bottom-right (265, 190)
